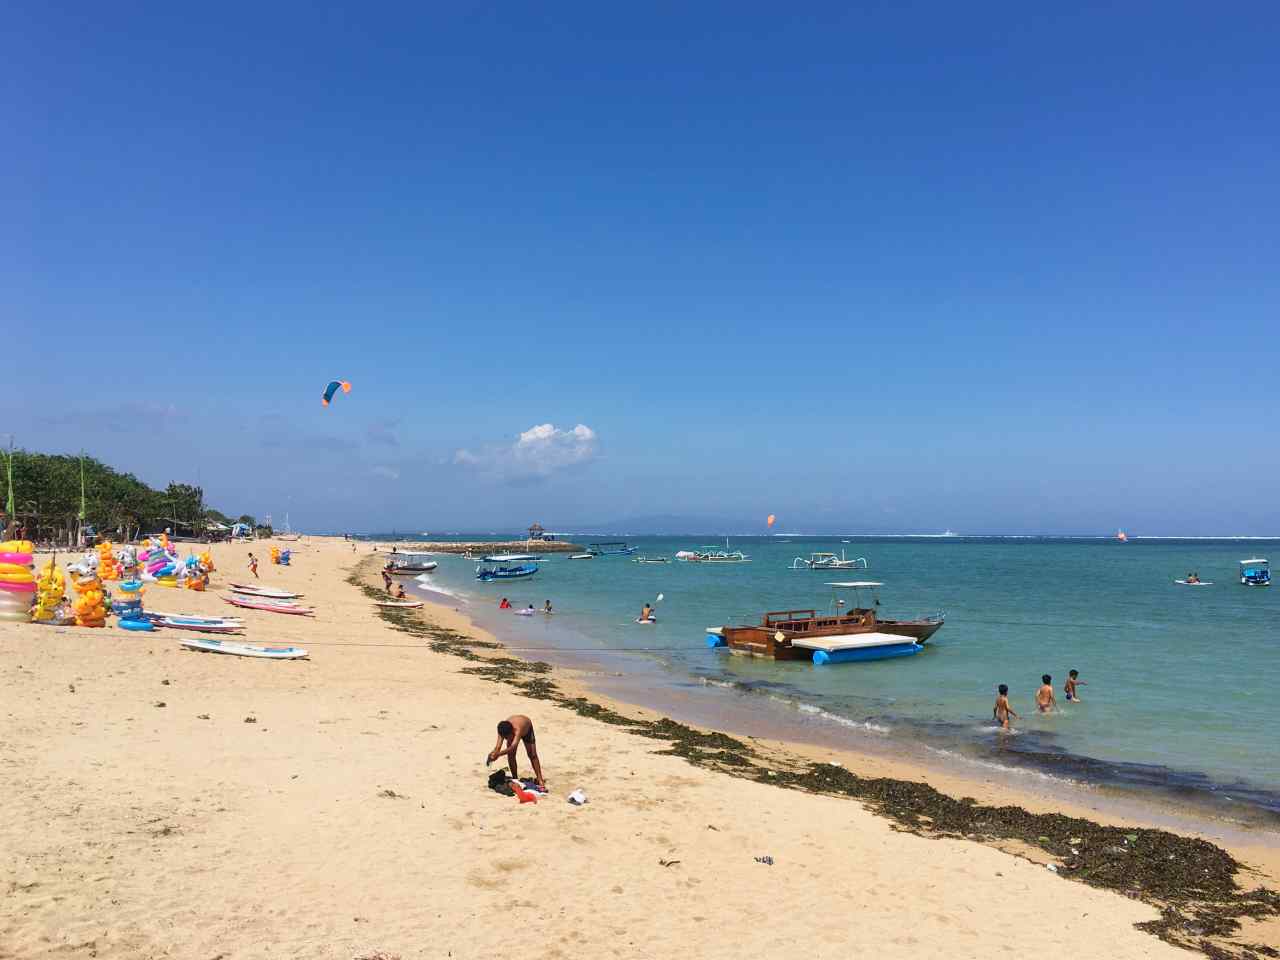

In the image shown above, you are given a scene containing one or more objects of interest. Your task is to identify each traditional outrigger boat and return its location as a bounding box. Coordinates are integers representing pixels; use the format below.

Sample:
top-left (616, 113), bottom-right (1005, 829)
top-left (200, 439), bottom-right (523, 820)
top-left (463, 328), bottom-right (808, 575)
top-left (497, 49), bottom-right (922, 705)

top-left (475, 563), bottom-right (538, 582)
top-left (706, 582), bottom-right (943, 665)
top-left (789, 550), bottom-right (868, 571)
top-left (1240, 558), bottom-right (1271, 587)
top-left (676, 541), bottom-right (751, 563)
top-left (482, 552), bottom-right (542, 563)
top-left (633, 556), bottom-right (670, 564)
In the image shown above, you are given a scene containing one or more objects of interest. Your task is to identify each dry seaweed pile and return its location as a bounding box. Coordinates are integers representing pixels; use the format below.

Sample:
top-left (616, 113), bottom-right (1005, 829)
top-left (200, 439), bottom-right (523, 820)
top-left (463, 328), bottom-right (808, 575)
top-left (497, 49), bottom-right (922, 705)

top-left (350, 557), bottom-right (1280, 959)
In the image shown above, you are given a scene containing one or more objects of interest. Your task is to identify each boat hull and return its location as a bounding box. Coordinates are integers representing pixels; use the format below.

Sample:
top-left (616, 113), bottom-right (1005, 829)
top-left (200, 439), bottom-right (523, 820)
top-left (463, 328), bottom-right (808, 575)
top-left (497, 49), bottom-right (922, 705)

top-left (712, 616), bottom-right (943, 661)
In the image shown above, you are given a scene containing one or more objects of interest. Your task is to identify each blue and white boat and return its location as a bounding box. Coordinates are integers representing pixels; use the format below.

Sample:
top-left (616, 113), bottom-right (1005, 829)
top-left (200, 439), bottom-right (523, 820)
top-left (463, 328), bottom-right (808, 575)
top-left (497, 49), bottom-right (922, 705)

top-left (1240, 558), bottom-right (1271, 587)
top-left (476, 563), bottom-right (539, 582)
top-left (588, 541), bottom-right (637, 556)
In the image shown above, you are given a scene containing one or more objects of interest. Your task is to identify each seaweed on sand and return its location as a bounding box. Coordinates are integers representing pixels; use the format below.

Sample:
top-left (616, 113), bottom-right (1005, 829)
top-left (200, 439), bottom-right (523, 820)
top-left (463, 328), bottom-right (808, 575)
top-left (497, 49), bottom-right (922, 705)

top-left (349, 555), bottom-right (1280, 958)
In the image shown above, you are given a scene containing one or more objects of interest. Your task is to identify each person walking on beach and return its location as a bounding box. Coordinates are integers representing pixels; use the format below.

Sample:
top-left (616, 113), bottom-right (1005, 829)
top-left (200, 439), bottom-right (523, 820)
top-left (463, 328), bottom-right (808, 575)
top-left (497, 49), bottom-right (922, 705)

top-left (993, 684), bottom-right (1018, 730)
top-left (1064, 669), bottom-right (1086, 702)
top-left (248, 553), bottom-right (259, 578)
top-left (1036, 674), bottom-right (1057, 712)
top-left (381, 568), bottom-right (393, 593)
top-left (487, 714), bottom-right (545, 791)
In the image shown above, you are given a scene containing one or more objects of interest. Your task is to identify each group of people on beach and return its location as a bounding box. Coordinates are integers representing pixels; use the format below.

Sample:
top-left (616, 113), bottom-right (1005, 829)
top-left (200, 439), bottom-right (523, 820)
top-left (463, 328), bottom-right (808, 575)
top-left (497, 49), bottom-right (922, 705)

top-left (993, 670), bottom-right (1086, 729)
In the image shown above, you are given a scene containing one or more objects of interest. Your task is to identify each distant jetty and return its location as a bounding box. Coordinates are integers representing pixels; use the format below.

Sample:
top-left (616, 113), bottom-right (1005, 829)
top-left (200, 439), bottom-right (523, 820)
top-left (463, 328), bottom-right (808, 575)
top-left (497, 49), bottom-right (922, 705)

top-left (380, 540), bottom-right (586, 555)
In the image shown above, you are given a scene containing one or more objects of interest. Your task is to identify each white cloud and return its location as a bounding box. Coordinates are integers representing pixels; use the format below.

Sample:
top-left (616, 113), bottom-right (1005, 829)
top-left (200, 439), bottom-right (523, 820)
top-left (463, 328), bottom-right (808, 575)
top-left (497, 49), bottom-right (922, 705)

top-left (371, 465), bottom-right (401, 481)
top-left (455, 423), bottom-right (599, 481)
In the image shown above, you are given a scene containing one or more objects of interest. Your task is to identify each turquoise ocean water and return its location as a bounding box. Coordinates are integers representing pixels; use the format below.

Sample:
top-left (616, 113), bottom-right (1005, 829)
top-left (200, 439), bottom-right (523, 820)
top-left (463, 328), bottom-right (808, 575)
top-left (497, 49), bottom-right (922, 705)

top-left (390, 536), bottom-right (1280, 819)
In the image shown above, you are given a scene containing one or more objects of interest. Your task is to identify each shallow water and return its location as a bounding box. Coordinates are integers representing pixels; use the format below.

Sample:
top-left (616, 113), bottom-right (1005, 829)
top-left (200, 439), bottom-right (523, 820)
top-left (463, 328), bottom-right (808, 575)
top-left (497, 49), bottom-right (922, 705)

top-left (398, 536), bottom-right (1280, 816)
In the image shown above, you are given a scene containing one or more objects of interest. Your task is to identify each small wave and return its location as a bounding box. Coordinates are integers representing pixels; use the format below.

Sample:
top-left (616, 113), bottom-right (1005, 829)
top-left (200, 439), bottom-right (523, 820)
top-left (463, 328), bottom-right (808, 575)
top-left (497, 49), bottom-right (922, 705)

top-left (795, 701), bottom-right (890, 734)
top-left (923, 745), bottom-right (1081, 787)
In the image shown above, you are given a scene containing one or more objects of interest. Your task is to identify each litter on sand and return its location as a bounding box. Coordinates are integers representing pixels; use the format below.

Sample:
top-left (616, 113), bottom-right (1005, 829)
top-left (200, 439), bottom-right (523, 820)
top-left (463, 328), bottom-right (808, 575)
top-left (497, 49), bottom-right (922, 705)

top-left (754, 855), bottom-right (774, 865)
top-left (567, 789), bottom-right (588, 806)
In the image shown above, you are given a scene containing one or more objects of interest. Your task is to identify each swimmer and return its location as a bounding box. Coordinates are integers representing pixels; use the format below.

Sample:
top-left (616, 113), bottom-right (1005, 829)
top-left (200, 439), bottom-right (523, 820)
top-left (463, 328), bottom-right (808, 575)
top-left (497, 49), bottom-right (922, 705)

top-left (1064, 669), bottom-right (1086, 702)
top-left (993, 684), bottom-right (1018, 730)
top-left (1036, 674), bottom-right (1057, 712)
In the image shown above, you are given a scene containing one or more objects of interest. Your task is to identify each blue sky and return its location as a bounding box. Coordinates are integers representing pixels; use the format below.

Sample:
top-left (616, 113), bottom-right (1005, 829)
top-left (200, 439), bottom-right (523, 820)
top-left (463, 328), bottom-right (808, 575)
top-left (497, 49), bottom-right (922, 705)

top-left (6, 2), bottom-right (1278, 534)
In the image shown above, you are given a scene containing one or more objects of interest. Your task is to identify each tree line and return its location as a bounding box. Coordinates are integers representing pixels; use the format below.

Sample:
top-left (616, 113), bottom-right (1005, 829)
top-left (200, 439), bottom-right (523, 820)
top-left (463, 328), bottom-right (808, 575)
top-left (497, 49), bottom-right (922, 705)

top-left (1, 449), bottom-right (265, 544)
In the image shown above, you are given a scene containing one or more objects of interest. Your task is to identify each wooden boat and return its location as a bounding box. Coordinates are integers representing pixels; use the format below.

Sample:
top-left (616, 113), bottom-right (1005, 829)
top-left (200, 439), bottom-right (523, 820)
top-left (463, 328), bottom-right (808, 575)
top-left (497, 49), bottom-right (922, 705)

top-left (707, 582), bottom-right (943, 663)
top-left (789, 550), bottom-right (868, 571)
top-left (475, 563), bottom-right (538, 582)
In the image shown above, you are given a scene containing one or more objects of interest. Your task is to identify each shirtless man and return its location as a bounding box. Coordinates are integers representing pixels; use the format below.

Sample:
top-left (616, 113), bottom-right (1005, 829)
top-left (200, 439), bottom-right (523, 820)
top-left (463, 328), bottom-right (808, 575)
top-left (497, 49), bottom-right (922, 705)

top-left (1064, 669), bottom-right (1086, 702)
top-left (993, 684), bottom-right (1018, 730)
top-left (1036, 674), bottom-right (1057, 712)
top-left (639, 602), bottom-right (654, 622)
top-left (487, 715), bottom-right (546, 790)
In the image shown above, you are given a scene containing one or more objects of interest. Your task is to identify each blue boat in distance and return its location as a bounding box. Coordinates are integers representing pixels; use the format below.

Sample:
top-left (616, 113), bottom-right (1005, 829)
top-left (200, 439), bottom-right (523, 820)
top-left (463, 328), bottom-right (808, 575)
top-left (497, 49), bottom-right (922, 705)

top-left (476, 563), bottom-right (539, 581)
top-left (1240, 558), bottom-right (1271, 586)
top-left (588, 541), bottom-right (637, 556)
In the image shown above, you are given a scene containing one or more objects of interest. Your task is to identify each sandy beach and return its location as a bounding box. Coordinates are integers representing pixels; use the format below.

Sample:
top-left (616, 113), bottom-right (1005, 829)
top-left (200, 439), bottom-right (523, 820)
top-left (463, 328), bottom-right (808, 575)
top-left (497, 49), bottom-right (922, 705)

top-left (3, 537), bottom-right (1277, 959)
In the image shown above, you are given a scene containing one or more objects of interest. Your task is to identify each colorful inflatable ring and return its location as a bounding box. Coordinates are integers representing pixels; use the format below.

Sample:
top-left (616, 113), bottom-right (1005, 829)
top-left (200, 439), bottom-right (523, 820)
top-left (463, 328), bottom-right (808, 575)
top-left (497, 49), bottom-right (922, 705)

top-left (0, 575), bottom-right (35, 587)
top-left (0, 552), bottom-right (33, 565)
top-left (117, 618), bottom-right (154, 631)
top-left (0, 540), bottom-right (35, 554)
top-left (0, 561), bottom-right (34, 575)
top-left (0, 580), bottom-right (37, 592)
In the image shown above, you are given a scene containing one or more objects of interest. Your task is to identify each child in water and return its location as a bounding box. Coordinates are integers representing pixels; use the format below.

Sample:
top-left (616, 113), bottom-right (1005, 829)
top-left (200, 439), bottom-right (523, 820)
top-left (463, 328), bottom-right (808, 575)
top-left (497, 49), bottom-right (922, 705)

top-left (1036, 674), bottom-right (1057, 712)
top-left (993, 684), bottom-right (1018, 730)
top-left (1064, 669), bottom-right (1086, 702)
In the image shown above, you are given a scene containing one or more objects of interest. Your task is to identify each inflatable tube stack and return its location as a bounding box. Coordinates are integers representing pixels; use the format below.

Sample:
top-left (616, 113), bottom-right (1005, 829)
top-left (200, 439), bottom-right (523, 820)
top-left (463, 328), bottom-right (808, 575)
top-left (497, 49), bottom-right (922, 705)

top-left (96, 542), bottom-right (122, 581)
top-left (31, 559), bottom-right (68, 623)
top-left (199, 549), bottom-right (215, 573)
top-left (72, 574), bottom-right (108, 627)
top-left (0, 540), bottom-right (36, 622)
top-left (111, 579), bottom-right (152, 630)
top-left (270, 547), bottom-right (281, 565)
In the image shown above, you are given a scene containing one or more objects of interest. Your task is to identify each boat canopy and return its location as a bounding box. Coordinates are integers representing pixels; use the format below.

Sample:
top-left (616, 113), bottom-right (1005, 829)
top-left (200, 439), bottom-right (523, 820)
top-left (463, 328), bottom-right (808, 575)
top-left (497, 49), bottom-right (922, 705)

top-left (1240, 558), bottom-right (1269, 566)
top-left (825, 581), bottom-right (884, 588)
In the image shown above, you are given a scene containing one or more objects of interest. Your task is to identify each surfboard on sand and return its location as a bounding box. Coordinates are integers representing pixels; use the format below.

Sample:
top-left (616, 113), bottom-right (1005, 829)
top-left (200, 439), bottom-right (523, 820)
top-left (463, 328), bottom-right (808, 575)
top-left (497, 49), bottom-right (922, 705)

top-left (181, 637), bottom-right (308, 659)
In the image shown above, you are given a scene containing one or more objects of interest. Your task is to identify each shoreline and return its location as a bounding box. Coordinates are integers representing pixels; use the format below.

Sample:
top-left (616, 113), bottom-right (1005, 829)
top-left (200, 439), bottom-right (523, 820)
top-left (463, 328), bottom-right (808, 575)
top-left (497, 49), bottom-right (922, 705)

top-left (3, 536), bottom-right (1277, 958)
top-left (401, 553), bottom-right (1280, 840)
top-left (361, 554), bottom-right (1280, 956)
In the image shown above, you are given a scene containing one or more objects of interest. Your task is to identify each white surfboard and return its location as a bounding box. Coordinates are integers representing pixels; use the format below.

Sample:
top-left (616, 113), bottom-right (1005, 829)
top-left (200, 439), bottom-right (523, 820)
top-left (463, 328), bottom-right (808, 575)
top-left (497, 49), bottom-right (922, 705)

top-left (181, 637), bottom-right (308, 659)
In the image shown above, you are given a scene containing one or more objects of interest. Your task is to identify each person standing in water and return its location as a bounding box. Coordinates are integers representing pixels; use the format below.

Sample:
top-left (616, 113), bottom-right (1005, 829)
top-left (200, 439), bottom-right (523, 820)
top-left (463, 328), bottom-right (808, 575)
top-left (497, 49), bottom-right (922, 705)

top-left (1036, 674), bottom-right (1057, 712)
top-left (993, 684), bottom-right (1018, 730)
top-left (543, 600), bottom-right (553, 614)
top-left (1064, 669), bottom-right (1086, 702)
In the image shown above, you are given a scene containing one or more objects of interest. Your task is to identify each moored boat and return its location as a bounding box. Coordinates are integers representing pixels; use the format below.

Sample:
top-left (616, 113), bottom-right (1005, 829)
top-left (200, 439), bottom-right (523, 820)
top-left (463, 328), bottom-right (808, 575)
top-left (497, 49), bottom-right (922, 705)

top-left (475, 563), bottom-right (539, 581)
top-left (588, 541), bottom-right (637, 556)
top-left (633, 556), bottom-right (669, 563)
top-left (707, 581), bottom-right (943, 664)
top-left (677, 540), bottom-right (751, 563)
top-left (1240, 558), bottom-right (1271, 586)
top-left (789, 550), bottom-right (868, 571)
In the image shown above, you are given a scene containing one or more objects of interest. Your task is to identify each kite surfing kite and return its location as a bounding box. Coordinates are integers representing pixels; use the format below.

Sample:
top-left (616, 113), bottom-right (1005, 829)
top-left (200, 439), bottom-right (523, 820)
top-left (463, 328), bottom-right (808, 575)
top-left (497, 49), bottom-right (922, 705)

top-left (322, 380), bottom-right (351, 407)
